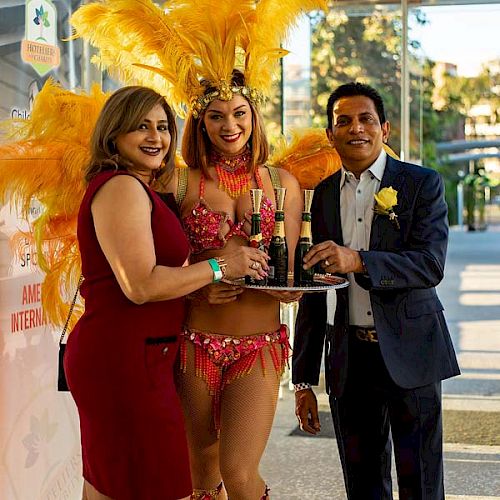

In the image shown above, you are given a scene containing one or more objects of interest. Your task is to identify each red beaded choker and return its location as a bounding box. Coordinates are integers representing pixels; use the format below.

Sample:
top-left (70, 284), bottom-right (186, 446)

top-left (210, 149), bottom-right (252, 198)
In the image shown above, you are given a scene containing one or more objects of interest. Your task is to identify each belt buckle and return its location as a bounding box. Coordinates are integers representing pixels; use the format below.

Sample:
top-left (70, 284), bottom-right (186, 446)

top-left (355, 328), bottom-right (378, 343)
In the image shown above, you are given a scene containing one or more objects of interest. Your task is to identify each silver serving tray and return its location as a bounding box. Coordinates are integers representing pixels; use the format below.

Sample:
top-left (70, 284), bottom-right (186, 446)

top-left (224, 273), bottom-right (349, 292)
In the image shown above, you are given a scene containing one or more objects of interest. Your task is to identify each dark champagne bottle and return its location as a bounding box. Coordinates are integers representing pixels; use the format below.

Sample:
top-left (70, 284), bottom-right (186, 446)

top-left (246, 189), bottom-right (267, 285)
top-left (294, 189), bottom-right (315, 286)
top-left (268, 187), bottom-right (288, 286)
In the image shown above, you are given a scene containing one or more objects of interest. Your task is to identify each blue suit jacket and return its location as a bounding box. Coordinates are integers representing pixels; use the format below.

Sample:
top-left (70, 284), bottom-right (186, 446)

top-left (292, 156), bottom-right (460, 397)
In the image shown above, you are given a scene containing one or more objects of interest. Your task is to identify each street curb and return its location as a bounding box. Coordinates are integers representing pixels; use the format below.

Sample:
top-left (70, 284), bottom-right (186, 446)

top-left (315, 392), bottom-right (500, 412)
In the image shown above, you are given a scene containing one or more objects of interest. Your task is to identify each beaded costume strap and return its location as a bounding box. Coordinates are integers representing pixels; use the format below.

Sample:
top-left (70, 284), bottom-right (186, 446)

top-left (176, 167), bottom-right (189, 206)
top-left (267, 165), bottom-right (281, 190)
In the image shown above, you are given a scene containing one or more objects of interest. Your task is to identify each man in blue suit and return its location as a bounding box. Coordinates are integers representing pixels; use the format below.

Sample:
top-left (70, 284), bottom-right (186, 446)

top-left (292, 82), bottom-right (460, 499)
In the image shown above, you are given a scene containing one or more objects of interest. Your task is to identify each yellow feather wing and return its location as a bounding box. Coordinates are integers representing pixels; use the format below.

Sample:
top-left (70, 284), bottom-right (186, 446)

top-left (271, 129), bottom-right (400, 189)
top-left (270, 128), bottom-right (341, 189)
top-left (0, 79), bottom-right (108, 328)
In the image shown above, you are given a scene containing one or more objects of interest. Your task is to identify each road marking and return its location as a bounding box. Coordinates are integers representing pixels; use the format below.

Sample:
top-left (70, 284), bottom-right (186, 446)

top-left (444, 442), bottom-right (500, 454)
top-left (394, 495), bottom-right (500, 500)
top-left (446, 458), bottom-right (500, 464)
top-left (453, 372), bottom-right (500, 380)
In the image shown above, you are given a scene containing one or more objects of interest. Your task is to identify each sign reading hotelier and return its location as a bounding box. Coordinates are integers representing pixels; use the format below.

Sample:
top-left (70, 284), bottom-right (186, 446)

top-left (21, 0), bottom-right (61, 77)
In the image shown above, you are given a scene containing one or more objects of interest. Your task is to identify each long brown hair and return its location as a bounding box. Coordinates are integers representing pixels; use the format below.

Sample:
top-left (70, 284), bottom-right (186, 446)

top-left (181, 70), bottom-right (269, 177)
top-left (86, 86), bottom-right (177, 183)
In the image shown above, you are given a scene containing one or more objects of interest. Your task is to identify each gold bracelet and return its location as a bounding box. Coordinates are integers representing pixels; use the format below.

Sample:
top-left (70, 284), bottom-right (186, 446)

top-left (215, 257), bottom-right (227, 279)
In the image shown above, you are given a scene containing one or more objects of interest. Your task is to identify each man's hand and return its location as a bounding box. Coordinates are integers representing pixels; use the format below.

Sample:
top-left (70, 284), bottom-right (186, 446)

top-left (295, 389), bottom-right (321, 435)
top-left (303, 240), bottom-right (364, 275)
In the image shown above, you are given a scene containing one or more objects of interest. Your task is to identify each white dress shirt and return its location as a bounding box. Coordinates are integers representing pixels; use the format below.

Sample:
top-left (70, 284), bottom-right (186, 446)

top-left (295, 150), bottom-right (387, 391)
top-left (337, 149), bottom-right (387, 327)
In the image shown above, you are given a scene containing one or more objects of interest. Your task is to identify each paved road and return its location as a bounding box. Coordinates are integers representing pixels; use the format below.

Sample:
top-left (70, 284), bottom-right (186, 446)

top-left (262, 228), bottom-right (500, 499)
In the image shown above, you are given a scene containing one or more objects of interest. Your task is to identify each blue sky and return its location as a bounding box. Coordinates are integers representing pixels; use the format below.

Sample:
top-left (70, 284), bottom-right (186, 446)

top-left (411, 4), bottom-right (500, 77)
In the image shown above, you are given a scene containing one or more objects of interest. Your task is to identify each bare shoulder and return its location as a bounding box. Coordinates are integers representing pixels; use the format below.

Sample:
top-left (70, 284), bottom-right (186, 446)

top-left (275, 167), bottom-right (300, 190)
top-left (259, 165), bottom-right (299, 188)
top-left (92, 174), bottom-right (149, 209)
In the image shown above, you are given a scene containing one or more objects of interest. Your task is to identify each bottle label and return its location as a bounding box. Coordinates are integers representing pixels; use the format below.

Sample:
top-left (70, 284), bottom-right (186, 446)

top-left (273, 220), bottom-right (285, 238)
top-left (268, 265), bottom-right (275, 279)
top-left (249, 233), bottom-right (263, 248)
top-left (299, 221), bottom-right (312, 240)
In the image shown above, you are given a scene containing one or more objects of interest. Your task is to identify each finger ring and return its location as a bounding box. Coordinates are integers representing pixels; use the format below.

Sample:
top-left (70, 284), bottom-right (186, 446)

top-left (324, 259), bottom-right (330, 267)
top-left (251, 261), bottom-right (258, 270)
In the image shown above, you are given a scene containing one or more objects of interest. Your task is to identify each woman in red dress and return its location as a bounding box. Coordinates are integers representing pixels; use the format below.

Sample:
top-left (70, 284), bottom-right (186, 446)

top-left (64, 86), bottom-right (269, 500)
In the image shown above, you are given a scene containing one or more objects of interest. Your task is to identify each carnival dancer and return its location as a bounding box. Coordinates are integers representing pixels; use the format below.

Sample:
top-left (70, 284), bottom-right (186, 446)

top-left (169, 68), bottom-right (302, 499)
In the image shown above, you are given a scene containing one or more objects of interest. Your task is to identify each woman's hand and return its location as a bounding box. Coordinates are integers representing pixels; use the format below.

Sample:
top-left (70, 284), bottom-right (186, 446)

top-left (262, 290), bottom-right (303, 303)
top-left (223, 246), bottom-right (269, 281)
top-left (189, 282), bottom-right (244, 305)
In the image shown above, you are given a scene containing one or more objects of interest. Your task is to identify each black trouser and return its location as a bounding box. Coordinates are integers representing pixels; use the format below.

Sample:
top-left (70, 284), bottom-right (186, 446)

top-left (329, 335), bottom-right (444, 500)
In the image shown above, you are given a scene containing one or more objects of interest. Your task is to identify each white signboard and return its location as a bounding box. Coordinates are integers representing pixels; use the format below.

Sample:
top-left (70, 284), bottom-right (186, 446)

top-left (0, 202), bottom-right (82, 499)
top-left (21, 0), bottom-right (61, 77)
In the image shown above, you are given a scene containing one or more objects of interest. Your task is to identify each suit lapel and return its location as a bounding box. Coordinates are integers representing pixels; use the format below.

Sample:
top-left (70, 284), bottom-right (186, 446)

top-left (370, 156), bottom-right (403, 249)
top-left (326, 172), bottom-right (344, 246)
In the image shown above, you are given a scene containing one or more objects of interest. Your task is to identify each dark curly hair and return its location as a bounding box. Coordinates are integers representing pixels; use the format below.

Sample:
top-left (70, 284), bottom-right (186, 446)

top-left (326, 82), bottom-right (386, 130)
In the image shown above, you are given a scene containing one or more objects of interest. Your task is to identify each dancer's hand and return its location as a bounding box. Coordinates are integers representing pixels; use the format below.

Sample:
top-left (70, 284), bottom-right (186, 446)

top-left (202, 282), bottom-right (244, 304)
top-left (295, 388), bottom-right (321, 435)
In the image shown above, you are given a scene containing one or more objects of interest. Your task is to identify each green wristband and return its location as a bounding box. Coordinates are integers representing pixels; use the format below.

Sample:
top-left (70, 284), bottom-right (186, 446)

top-left (207, 258), bottom-right (223, 282)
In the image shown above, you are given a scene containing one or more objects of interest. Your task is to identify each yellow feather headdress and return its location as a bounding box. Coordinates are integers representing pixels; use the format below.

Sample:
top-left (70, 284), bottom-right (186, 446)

top-left (0, 79), bottom-right (109, 328)
top-left (70, 0), bottom-right (328, 118)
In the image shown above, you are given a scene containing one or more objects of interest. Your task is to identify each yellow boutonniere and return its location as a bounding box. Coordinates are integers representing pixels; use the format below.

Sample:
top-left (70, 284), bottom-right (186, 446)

top-left (374, 187), bottom-right (400, 229)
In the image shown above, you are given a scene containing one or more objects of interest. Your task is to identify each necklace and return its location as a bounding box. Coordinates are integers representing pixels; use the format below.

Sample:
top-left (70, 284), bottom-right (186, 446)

top-left (210, 149), bottom-right (252, 198)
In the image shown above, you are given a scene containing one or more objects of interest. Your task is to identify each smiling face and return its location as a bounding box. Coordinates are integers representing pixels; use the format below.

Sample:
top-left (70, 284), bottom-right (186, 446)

top-left (115, 104), bottom-right (171, 182)
top-left (203, 95), bottom-right (253, 156)
top-left (326, 95), bottom-right (390, 176)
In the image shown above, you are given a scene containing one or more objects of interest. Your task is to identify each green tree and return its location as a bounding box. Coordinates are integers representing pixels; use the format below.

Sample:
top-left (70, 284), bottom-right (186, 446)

top-left (310, 6), bottom-right (404, 152)
top-left (309, 5), bottom-right (471, 224)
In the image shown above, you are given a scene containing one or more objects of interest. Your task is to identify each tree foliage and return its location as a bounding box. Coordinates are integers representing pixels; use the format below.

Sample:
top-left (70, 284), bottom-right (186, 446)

top-left (310, 6), bottom-right (404, 152)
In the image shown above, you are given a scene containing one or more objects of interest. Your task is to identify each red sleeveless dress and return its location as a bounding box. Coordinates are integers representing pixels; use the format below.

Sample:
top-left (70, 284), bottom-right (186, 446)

top-left (64, 171), bottom-right (192, 499)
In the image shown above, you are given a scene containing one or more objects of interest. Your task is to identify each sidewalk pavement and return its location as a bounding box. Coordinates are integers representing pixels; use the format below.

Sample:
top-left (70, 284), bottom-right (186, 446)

top-left (261, 227), bottom-right (500, 499)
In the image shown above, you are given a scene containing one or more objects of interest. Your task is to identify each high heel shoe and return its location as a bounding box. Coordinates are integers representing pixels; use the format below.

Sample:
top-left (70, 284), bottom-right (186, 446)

top-left (190, 481), bottom-right (223, 500)
top-left (261, 484), bottom-right (270, 499)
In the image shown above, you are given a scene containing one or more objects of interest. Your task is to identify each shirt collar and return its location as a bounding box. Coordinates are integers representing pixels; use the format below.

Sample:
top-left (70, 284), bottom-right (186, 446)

top-left (340, 149), bottom-right (387, 188)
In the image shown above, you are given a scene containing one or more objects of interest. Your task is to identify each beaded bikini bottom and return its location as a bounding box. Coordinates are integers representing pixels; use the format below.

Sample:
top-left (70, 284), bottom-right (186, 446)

top-left (179, 325), bottom-right (289, 430)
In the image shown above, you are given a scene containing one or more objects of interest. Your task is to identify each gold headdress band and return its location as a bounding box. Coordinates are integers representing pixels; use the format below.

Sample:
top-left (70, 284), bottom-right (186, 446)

top-left (70, 0), bottom-right (328, 119)
top-left (190, 80), bottom-right (265, 119)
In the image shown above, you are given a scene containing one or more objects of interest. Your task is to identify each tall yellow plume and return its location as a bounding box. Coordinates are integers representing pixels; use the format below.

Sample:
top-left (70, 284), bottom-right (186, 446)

top-left (246, 0), bottom-right (328, 91)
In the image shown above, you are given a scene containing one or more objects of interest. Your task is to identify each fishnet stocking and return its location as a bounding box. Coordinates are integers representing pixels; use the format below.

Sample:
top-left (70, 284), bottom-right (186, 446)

top-left (176, 334), bottom-right (287, 500)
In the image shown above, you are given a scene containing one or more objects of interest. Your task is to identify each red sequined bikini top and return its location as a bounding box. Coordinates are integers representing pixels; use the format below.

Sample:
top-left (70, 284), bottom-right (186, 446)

top-left (182, 169), bottom-right (275, 254)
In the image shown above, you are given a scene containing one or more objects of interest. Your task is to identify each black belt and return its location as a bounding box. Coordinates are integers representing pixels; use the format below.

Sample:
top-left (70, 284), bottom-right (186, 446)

top-left (349, 326), bottom-right (378, 343)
